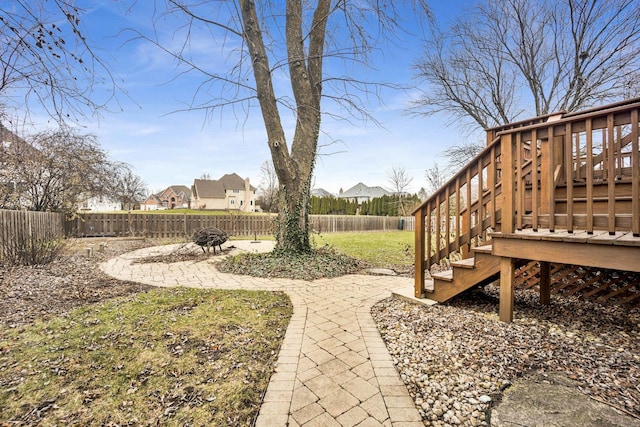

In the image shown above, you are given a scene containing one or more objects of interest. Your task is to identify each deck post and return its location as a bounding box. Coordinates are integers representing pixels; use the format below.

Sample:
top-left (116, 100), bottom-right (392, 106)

top-left (499, 257), bottom-right (515, 322)
top-left (499, 133), bottom-right (516, 322)
top-left (414, 207), bottom-right (426, 298)
top-left (500, 134), bottom-right (515, 234)
top-left (539, 261), bottom-right (551, 305)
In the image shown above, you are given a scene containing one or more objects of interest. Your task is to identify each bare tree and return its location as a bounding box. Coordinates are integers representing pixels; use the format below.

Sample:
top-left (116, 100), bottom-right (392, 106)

top-left (442, 140), bottom-right (484, 171)
top-left (386, 164), bottom-right (414, 215)
top-left (111, 166), bottom-right (148, 210)
top-left (413, 0), bottom-right (640, 130)
top-left (130, 1), bottom-right (430, 252)
top-left (417, 187), bottom-right (428, 201)
top-left (425, 162), bottom-right (447, 195)
top-left (257, 160), bottom-right (278, 213)
top-left (0, 126), bottom-right (118, 214)
top-left (0, 1), bottom-right (117, 122)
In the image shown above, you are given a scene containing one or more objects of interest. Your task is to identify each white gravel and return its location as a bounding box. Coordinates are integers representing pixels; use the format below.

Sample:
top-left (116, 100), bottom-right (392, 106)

top-left (371, 285), bottom-right (640, 426)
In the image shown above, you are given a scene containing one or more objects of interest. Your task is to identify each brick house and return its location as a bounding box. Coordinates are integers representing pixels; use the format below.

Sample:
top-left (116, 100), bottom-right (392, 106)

top-left (141, 185), bottom-right (191, 210)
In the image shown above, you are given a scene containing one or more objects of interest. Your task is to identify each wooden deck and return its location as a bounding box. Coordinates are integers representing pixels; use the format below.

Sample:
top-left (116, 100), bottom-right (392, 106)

top-left (492, 229), bottom-right (640, 321)
top-left (413, 98), bottom-right (640, 322)
top-left (492, 229), bottom-right (640, 273)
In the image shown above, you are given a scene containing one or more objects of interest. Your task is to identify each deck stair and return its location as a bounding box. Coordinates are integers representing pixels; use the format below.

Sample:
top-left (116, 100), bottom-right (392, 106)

top-left (412, 97), bottom-right (640, 321)
top-left (425, 245), bottom-right (500, 302)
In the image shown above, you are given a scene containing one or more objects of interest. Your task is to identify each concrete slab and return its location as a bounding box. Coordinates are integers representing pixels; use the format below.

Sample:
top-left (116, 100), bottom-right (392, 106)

top-left (391, 286), bottom-right (438, 306)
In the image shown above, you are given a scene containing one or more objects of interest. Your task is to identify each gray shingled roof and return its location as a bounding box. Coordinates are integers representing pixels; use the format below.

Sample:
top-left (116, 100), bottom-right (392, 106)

top-left (312, 188), bottom-right (333, 197)
top-left (338, 182), bottom-right (390, 199)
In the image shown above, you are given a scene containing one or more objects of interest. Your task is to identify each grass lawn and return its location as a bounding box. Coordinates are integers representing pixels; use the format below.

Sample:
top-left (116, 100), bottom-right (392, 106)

top-left (312, 231), bottom-right (415, 268)
top-left (0, 288), bottom-right (292, 426)
top-left (0, 231), bottom-right (413, 425)
top-left (230, 231), bottom-right (415, 268)
top-left (228, 231), bottom-right (415, 270)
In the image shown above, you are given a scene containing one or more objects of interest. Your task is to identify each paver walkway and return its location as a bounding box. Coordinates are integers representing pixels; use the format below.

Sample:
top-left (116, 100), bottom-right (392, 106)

top-left (100, 242), bottom-right (424, 426)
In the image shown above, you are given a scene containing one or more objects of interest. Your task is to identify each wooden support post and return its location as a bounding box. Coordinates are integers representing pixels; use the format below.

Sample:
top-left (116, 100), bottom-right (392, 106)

top-left (415, 208), bottom-right (426, 298)
top-left (499, 257), bottom-right (515, 322)
top-left (539, 261), bottom-right (551, 305)
top-left (500, 134), bottom-right (515, 234)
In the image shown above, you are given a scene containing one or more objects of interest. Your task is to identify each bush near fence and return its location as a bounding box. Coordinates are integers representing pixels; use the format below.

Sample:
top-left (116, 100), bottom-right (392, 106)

top-left (0, 209), bottom-right (66, 265)
top-left (67, 213), bottom-right (415, 238)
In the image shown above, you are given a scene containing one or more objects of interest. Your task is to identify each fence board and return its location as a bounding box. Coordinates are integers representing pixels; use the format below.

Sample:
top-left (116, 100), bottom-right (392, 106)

top-left (67, 213), bottom-right (414, 238)
top-left (1, 209), bottom-right (65, 263)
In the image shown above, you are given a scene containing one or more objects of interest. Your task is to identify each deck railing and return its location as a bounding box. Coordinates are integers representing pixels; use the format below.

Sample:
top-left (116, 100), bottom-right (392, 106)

top-left (501, 99), bottom-right (640, 235)
top-left (414, 98), bottom-right (640, 297)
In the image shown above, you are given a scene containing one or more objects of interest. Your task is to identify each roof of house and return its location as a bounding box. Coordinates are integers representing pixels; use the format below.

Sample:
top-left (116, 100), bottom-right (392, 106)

top-left (219, 173), bottom-right (257, 191)
top-left (0, 123), bottom-right (20, 145)
top-left (0, 123), bottom-right (35, 155)
top-left (312, 188), bottom-right (333, 197)
top-left (338, 182), bottom-right (390, 199)
top-left (193, 179), bottom-right (226, 199)
top-left (163, 185), bottom-right (191, 199)
top-left (193, 174), bottom-right (257, 199)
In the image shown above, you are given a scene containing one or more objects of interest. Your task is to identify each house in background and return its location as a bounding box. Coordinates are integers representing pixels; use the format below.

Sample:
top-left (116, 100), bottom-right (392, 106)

top-left (0, 123), bottom-right (36, 209)
top-left (141, 185), bottom-right (191, 210)
top-left (311, 188), bottom-right (333, 197)
top-left (337, 182), bottom-right (390, 205)
top-left (191, 173), bottom-right (256, 212)
top-left (78, 196), bottom-right (121, 212)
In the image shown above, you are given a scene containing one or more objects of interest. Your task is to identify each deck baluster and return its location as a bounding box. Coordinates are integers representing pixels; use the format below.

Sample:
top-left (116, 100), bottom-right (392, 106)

top-left (632, 109), bottom-right (639, 236)
top-left (586, 119), bottom-right (594, 233)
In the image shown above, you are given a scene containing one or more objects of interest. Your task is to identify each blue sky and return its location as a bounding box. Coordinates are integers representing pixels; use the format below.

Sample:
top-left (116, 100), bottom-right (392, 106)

top-left (57, 1), bottom-right (479, 195)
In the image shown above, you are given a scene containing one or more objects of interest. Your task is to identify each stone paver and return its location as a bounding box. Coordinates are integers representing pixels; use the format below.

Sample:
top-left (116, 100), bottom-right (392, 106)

top-left (100, 241), bottom-right (424, 426)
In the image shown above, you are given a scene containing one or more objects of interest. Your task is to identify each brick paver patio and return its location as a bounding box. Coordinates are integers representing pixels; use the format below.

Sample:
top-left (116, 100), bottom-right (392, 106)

top-left (100, 241), bottom-right (424, 426)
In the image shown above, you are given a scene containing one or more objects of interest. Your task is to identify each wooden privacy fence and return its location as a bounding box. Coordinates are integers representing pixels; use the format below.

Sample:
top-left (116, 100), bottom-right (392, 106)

top-left (68, 213), bottom-right (415, 238)
top-left (311, 215), bottom-right (414, 233)
top-left (69, 213), bottom-right (275, 238)
top-left (0, 209), bottom-right (65, 262)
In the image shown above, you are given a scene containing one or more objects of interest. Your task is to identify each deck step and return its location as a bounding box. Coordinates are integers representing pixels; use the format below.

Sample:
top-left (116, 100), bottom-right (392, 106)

top-left (425, 249), bottom-right (501, 302)
top-left (473, 245), bottom-right (493, 254)
top-left (432, 270), bottom-right (453, 282)
top-left (451, 258), bottom-right (476, 269)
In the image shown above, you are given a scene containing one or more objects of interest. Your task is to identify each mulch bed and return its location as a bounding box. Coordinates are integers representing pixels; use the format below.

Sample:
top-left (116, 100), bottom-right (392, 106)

top-left (0, 239), bottom-right (156, 328)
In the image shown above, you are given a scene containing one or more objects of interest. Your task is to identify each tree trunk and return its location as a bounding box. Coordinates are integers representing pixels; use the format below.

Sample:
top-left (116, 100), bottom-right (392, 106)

top-left (276, 165), bottom-right (312, 253)
top-left (240, 0), bottom-right (329, 253)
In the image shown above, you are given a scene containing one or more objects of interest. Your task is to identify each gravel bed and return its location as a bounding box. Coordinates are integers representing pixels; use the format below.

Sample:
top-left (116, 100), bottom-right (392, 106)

top-left (371, 285), bottom-right (640, 426)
